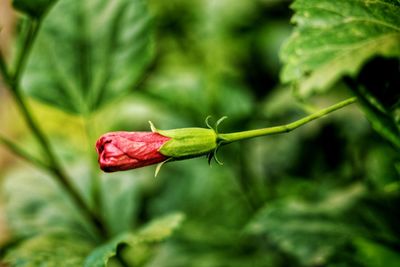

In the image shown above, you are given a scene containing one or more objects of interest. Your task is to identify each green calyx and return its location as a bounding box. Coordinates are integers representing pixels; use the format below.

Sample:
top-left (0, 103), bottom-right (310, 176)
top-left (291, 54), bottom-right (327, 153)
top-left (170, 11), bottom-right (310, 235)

top-left (149, 118), bottom-right (226, 177)
top-left (158, 127), bottom-right (218, 159)
top-left (149, 117), bottom-right (227, 164)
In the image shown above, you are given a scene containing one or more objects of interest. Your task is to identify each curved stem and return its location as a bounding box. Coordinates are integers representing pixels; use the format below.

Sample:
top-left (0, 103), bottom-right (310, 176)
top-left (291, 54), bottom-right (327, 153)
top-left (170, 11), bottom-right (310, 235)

top-left (12, 19), bottom-right (40, 83)
top-left (218, 97), bottom-right (357, 143)
top-left (2, 18), bottom-right (107, 239)
top-left (0, 135), bottom-right (51, 170)
top-left (0, 50), bottom-right (9, 85)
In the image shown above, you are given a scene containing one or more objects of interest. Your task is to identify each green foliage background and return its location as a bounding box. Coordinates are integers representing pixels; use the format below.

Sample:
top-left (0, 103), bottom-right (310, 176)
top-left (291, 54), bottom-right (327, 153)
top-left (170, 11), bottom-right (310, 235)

top-left (0, 0), bottom-right (399, 266)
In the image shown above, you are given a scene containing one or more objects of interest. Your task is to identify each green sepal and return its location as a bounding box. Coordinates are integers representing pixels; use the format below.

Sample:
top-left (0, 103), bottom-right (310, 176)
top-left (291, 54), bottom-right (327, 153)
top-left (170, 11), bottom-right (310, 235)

top-left (154, 158), bottom-right (172, 177)
top-left (158, 128), bottom-right (217, 159)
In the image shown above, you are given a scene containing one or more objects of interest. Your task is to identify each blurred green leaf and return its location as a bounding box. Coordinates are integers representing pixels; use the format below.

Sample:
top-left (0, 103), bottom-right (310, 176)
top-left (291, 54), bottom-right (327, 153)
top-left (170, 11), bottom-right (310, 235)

top-left (145, 67), bottom-right (253, 125)
top-left (84, 212), bottom-right (184, 267)
top-left (348, 57), bottom-right (400, 149)
top-left (12, 0), bottom-right (57, 17)
top-left (356, 91), bottom-right (400, 149)
top-left (146, 244), bottom-right (284, 267)
top-left (100, 173), bottom-right (141, 236)
top-left (245, 184), bottom-right (366, 266)
top-left (2, 167), bottom-right (94, 239)
top-left (280, 0), bottom-right (400, 97)
top-left (354, 238), bottom-right (400, 267)
top-left (364, 146), bottom-right (400, 189)
top-left (134, 212), bottom-right (185, 242)
top-left (4, 232), bottom-right (93, 267)
top-left (21, 0), bottom-right (154, 114)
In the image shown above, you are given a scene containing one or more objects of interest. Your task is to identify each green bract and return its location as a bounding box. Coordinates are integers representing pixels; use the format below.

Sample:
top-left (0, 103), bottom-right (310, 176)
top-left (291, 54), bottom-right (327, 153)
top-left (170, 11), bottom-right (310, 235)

top-left (158, 128), bottom-right (217, 159)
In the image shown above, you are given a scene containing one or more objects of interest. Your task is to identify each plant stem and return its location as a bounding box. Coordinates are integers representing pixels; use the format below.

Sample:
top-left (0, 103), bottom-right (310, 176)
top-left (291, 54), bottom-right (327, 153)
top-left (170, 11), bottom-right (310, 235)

top-left (0, 135), bottom-right (50, 170)
top-left (0, 50), bottom-right (10, 85)
top-left (12, 20), bottom-right (40, 83)
top-left (10, 74), bottom-right (107, 240)
top-left (1, 18), bottom-right (108, 239)
top-left (218, 97), bottom-right (357, 143)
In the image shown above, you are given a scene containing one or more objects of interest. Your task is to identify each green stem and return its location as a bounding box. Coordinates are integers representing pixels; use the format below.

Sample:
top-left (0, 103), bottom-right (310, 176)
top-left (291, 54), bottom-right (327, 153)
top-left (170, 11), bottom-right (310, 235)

top-left (0, 50), bottom-right (10, 85)
top-left (9, 87), bottom-right (107, 238)
top-left (3, 18), bottom-right (107, 239)
top-left (219, 97), bottom-right (357, 143)
top-left (12, 19), bottom-right (40, 83)
top-left (0, 135), bottom-right (51, 170)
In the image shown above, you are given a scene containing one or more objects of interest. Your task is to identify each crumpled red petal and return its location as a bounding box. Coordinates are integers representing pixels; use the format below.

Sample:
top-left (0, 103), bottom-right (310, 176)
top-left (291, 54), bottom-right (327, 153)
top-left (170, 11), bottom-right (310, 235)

top-left (96, 131), bottom-right (170, 172)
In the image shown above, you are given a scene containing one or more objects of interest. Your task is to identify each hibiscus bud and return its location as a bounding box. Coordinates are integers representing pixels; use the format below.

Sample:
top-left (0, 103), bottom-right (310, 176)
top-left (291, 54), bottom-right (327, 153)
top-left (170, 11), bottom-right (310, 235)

top-left (96, 124), bottom-right (218, 173)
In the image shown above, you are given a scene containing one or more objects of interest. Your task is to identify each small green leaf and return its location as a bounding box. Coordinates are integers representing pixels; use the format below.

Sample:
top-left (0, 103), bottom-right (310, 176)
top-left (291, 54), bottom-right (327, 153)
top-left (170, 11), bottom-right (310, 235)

top-left (22, 0), bottom-right (154, 114)
top-left (13, 0), bottom-right (57, 17)
top-left (84, 212), bottom-right (185, 267)
top-left (4, 233), bottom-right (93, 267)
top-left (280, 0), bottom-right (400, 97)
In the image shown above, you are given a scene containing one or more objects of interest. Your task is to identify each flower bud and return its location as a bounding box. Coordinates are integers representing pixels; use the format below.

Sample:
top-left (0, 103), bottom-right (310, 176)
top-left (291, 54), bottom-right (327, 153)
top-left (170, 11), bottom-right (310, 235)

top-left (95, 126), bottom-right (218, 172)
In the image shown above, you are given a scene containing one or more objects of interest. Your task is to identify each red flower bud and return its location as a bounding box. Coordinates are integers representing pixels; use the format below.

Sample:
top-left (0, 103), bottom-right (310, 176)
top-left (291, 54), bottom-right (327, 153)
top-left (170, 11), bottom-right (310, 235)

top-left (96, 131), bottom-right (171, 172)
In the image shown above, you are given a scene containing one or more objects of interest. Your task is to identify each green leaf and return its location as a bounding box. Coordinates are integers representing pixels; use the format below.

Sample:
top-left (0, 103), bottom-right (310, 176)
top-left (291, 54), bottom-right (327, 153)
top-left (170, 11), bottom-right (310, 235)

top-left (245, 184), bottom-right (365, 266)
top-left (101, 173), bottom-right (141, 236)
top-left (4, 233), bottom-right (93, 267)
top-left (2, 167), bottom-right (94, 239)
top-left (354, 238), bottom-right (400, 267)
top-left (21, 0), bottom-right (154, 114)
top-left (280, 0), bottom-right (400, 97)
top-left (356, 89), bottom-right (400, 149)
top-left (134, 212), bottom-right (185, 242)
top-left (12, 0), bottom-right (57, 17)
top-left (349, 57), bottom-right (400, 149)
top-left (84, 212), bottom-right (185, 267)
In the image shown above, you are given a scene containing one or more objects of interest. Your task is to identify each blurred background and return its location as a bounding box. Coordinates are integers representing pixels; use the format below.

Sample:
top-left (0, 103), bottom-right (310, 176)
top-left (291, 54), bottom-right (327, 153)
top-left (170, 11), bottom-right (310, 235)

top-left (1, 0), bottom-right (400, 266)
